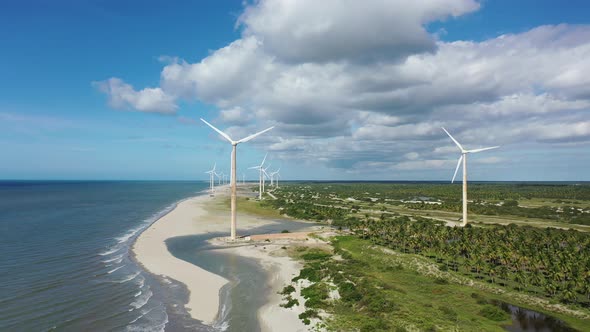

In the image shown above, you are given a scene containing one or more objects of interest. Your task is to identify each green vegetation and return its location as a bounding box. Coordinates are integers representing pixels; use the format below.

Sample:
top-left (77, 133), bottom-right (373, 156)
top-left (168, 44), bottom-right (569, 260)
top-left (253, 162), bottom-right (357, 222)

top-left (261, 182), bottom-right (590, 227)
top-left (350, 217), bottom-right (590, 306)
top-left (224, 196), bottom-right (284, 218)
top-left (280, 297), bottom-right (299, 308)
top-left (280, 285), bottom-right (296, 295)
top-left (283, 237), bottom-right (590, 331)
top-left (258, 182), bottom-right (590, 331)
top-left (287, 237), bottom-right (513, 330)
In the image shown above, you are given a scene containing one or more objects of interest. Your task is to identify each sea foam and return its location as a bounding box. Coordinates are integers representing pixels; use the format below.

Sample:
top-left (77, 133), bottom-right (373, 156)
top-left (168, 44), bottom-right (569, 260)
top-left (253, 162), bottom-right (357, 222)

top-left (130, 288), bottom-right (152, 310)
top-left (107, 265), bottom-right (125, 274)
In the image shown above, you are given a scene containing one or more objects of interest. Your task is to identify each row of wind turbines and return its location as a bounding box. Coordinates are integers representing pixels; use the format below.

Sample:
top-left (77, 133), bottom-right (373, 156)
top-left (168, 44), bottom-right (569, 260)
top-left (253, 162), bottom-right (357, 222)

top-left (200, 117), bottom-right (499, 239)
top-left (205, 163), bottom-right (253, 189)
top-left (205, 153), bottom-right (281, 199)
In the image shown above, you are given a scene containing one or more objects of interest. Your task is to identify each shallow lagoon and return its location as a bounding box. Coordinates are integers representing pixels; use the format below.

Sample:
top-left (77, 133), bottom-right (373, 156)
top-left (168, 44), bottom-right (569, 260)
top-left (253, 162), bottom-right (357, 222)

top-left (165, 219), bottom-right (312, 332)
top-left (492, 300), bottom-right (577, 332)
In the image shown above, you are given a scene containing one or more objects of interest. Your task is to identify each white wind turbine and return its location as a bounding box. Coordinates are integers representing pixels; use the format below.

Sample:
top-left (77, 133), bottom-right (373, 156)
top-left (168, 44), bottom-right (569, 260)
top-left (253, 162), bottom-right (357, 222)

top-left (201, 119), bottom-right (274, 240)
top-left (262, 164), bottom-right (271, 193)
top-left (205, 163), bottom-right (217, 192)
top-left (442, 127), bottom-right (499, 226)
top-left (249, 154), bottom-right (268, 200)
top-left (270, 168), bottom-right (280, 187)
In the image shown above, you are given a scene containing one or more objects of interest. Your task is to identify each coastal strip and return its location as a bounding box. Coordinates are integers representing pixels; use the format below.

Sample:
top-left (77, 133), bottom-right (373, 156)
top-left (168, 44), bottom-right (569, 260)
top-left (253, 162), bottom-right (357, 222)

top-left (132, 186), bottom-right (315, 329)
top-left (132, 192), bottom-right (230, 325)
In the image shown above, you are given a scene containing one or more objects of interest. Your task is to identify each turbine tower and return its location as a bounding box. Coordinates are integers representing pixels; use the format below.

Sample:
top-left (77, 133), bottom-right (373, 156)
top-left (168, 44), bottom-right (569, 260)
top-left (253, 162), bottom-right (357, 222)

top-left (205, 163), bottom-right (216, 192)
top-left (249, 154), bottom-right (268, 200)
top-left (270, 168), bottom-right (280, 187)
top-left (262, 164), bottom-right (271, 193)
top-left (201, 119), bottom-right (274, 240)
top-left (442, 127), bottom-right (499, 226)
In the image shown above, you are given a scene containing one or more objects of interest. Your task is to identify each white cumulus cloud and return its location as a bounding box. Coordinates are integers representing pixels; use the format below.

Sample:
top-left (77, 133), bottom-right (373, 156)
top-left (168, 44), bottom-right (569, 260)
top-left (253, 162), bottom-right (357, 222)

top-left (95, 1), bottom-right (590, 177)
top-left (93, 78), bottom-right (177, 114)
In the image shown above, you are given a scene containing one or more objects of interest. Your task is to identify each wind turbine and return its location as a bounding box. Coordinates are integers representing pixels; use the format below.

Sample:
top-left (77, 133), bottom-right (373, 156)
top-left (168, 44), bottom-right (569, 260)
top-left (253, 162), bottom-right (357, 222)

top-left (205, 163), bottom-right (216, 192)
top-left (249, 154), bottom-right (268, 200)
top-left (201, 119), bottom-right (274, 240)
top-left (262, 164), bottom-right (271, 193)
top-left (442, 127), bottom-right (499, 226)
top-left (270, 168), bottom-right (280, 187)
top-left (242, 173), bottom-right (246, 185)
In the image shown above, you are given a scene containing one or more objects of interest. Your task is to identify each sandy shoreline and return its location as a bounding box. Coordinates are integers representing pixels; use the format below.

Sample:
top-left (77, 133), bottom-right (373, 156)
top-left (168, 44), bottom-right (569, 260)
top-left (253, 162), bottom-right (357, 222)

top-left (132, 192), bottom-right (229, 324)
top-left (132, 185), bottom-right (315, 330)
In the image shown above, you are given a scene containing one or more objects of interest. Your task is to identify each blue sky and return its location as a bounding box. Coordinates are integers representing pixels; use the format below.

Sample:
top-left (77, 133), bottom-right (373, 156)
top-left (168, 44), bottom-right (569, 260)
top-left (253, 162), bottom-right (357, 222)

top-left (1, 0), bottom-right (589, 180)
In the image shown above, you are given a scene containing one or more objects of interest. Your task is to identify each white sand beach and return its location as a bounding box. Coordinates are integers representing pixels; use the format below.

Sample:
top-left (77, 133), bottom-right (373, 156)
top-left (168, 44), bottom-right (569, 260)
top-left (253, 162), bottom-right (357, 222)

top-left (132, 186), bottom-right (316, 330)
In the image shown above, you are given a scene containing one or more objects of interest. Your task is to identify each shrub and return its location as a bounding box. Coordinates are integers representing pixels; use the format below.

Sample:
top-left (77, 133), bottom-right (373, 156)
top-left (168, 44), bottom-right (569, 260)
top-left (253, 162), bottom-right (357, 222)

top-left (299, 309), bottom-right (319, 320)
top-left (339, 282), bottom-right (362, 302)
top-left (479, 305), bottom-right (510, 321)
top-left (301, 283), bottom-right (329, 308)
top-left (364, 292), bottom-right (396, 314)
top-left (280, 285), bottom-right (296, 295)
top-left (280, 297), bottom-right (299, 308)
top-left (359, 318), bottom-right (389, 332)
top-left (292, 267), bottom-right (322, 282)
top-left (301, 250), bottom-right (332, 261)
top-left (439, 306), bottom-right (457, 320)
top-left (434, 277), bottom-right (448, 284)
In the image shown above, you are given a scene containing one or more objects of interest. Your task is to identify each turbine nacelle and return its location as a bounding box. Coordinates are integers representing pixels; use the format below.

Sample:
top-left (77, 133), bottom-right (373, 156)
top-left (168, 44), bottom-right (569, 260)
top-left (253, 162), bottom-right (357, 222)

top-left (442, 127), bottom-right (500, 183)
top-left (200, 118), bottom-right (274, 147)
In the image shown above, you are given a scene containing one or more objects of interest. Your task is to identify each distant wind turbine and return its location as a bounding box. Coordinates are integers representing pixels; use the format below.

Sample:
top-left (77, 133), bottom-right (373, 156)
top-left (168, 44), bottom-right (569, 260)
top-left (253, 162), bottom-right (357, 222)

top-left (201, 119), bottom-right (274, 240)
top-left (205, 163), bottom-right (216, 192)
top-left (442, 127), bottom-right (499, 226)
top-left (262, 164), bottom-right (271, 193)
top-left (249, 154), bottom-right (268, 200)
top-left (270, 168), bottom-right (280, 187)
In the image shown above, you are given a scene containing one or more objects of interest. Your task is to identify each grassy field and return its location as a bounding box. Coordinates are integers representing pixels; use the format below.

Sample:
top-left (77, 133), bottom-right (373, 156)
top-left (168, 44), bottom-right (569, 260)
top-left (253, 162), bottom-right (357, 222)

top-left (380, 204), bottom-right (590, 232)
top-left (286, 236), bottom-right (590, 331)
top-left (202, 187), bottom-right (284, 218)
top-left (518, 198), bottom-right (590, 209)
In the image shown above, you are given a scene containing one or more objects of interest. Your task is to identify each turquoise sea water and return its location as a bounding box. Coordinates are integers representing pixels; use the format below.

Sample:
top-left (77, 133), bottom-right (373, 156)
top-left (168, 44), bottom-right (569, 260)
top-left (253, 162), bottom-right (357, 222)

top-left (0, 181), bottom-right (207, 331)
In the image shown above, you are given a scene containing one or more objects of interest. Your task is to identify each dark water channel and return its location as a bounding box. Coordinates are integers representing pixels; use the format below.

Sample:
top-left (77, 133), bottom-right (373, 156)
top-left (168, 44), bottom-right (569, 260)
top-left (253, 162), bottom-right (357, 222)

top-left (165, 220), bottom-right (314, 332)
top-left (492, 300), bottom-right (577, 332)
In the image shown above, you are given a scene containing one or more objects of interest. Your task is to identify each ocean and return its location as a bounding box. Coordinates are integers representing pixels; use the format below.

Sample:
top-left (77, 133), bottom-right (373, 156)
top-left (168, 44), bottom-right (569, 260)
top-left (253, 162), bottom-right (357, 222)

top-left (0, 181), bottom-right (207, 331)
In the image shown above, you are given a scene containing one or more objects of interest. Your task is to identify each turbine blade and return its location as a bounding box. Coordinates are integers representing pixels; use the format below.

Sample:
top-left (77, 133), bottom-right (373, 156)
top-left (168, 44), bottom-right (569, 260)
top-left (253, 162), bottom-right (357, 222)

top-left (442, 127), bottom-right (464, 152)
top-left (452, 155), bottom-right (463, 184)
top-left (467, 146), bottom-right (500, 153)
top-left (200, 118), bottom-right (233, 143)
top-left (248, 166), bottom-right (260, 169)
top-left (260, 153), bottom-right (268, 167)
top-left (236, 126), bottom-right (275, 144)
